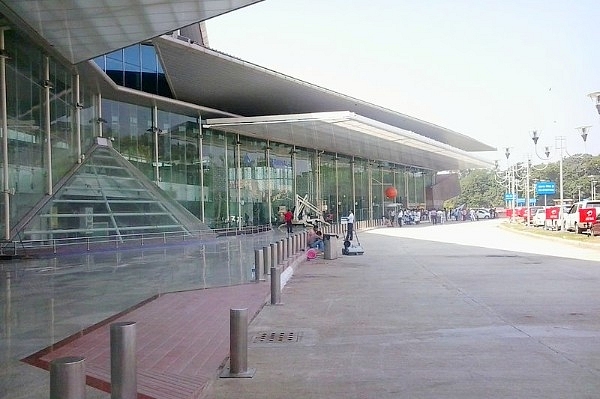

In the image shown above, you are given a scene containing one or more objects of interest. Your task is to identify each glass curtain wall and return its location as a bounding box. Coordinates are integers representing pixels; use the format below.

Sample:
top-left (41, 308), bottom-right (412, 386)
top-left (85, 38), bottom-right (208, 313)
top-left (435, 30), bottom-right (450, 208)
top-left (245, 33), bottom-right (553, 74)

top-left (320, 153), bottom-right (338, 223)
top-left (380, 165), bottom-right (394, 218)
top-left (202, 129), bottom-right (229, 228)
top-left (237, 135), bottom-right (268, 226)
top-left (93, 43), bottom-right (172, 97)
top-left (371, 164), bottom-right (384, 220)
top-left (294, 147), bottom-right (317, 220)
top-left (156, 110), bottom-right (201, 217)
top-left (406, 169), bottom-right (427, 208)
top-left (269, 142), bottom-right (294, 225)
top-left (353, 159), bottom-right (369, 220)
top-left (101, 100), bottom-right (153, 179)
top-left (1, 29), bottom-right (93, 233)
top-left (337, 155), bottom-right (353, 219)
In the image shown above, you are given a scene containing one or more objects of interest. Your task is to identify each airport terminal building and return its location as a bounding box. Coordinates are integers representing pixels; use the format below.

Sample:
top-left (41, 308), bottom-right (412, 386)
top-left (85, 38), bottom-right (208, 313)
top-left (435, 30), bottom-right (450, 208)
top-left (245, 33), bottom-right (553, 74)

top-left (0, 1), bottom-right (494, 248)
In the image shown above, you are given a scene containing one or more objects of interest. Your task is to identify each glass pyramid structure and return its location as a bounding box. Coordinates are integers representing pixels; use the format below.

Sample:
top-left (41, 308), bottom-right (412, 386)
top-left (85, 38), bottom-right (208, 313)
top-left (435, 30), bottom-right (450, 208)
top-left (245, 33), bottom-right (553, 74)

top-left (14, 138), bottom-right (214, 246)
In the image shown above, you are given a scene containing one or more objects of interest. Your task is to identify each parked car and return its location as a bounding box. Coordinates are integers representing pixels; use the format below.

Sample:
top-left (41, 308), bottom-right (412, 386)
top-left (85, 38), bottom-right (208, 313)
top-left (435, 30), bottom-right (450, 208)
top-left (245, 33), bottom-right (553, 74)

top-left (532, 208), bottom-right (546, 227)
top-left (562, 200), bottom-right (600, 234)
top-left (521, 206), bottom-right (543, 225)
top-left (475, 209), bottom-right (491, 219)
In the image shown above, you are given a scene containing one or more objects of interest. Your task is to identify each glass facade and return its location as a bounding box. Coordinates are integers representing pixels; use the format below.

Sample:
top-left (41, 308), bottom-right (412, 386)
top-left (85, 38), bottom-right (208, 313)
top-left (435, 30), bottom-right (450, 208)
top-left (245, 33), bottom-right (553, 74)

top-left (0, 25), bottom-right (432, 244)
top-left (93, 44), bottom-right (173, 97)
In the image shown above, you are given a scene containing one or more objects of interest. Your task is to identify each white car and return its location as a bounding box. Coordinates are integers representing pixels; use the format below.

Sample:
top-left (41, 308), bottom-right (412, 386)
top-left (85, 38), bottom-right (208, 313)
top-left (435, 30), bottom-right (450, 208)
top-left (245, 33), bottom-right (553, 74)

top-left (475, 209), bottom-right (491, 219)
top-left (532, 208), bottom-right (546, 227)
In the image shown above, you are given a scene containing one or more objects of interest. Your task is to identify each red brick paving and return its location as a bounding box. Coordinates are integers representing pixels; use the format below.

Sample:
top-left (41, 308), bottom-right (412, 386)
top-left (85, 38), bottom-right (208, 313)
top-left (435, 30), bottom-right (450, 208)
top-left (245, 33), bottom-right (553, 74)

top-left (24, 282), bottom-right (270, 399)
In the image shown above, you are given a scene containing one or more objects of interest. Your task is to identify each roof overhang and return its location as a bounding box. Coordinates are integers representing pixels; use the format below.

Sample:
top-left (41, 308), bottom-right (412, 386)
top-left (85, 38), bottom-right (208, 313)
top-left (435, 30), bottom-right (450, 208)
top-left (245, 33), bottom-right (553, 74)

top-left (204, 112), bottom-right (494, 171)
top-left (155, 35), bottom-right (496, 153)
top-left (0, 0), bottom-right (263, 64)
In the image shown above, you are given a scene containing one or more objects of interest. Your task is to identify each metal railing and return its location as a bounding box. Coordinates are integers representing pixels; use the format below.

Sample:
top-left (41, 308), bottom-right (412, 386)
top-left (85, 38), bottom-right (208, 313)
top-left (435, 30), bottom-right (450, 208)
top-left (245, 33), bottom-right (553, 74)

top-left (0, 224), bottom-right (275, 257)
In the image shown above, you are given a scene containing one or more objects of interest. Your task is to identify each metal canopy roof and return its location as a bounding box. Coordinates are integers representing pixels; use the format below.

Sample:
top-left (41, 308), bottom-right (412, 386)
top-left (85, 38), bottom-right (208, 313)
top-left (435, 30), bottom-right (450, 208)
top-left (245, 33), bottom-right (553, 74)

top-left (205, 112), bottom-right (494, 171)
top-left (155, 35), bottom-right (496, 154)
top-left (0, 0), bottom-right (262, 64)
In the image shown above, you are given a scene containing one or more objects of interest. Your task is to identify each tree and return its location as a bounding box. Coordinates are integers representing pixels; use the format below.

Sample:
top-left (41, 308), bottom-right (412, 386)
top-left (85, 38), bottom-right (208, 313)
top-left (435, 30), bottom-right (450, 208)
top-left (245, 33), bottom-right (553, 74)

top-left (452, 154), bottom-right (600, 208)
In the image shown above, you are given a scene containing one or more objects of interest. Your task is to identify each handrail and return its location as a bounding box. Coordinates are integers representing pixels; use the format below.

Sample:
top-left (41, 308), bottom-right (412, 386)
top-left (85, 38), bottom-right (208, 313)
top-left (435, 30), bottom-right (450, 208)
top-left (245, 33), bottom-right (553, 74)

top-left (0, 224), bottom-right (275, 257)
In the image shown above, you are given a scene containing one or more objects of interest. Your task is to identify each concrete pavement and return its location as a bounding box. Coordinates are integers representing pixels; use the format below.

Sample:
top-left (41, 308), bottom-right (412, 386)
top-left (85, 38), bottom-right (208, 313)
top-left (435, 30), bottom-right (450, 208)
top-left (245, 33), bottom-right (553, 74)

top-left (209, 220), bottom-right (600, 399)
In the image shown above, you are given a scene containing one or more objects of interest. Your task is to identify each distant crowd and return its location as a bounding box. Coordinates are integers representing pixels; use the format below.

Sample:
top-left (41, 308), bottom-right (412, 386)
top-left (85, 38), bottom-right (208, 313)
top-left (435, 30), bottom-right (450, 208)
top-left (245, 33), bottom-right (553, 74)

top-left (385, 207), bottom-right (497, 227)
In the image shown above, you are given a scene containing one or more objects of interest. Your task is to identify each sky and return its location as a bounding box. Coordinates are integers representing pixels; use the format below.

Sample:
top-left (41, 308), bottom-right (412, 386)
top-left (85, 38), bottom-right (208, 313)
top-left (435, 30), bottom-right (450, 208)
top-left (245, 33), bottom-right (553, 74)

top-left (205, 0), bottom-right (600, 164)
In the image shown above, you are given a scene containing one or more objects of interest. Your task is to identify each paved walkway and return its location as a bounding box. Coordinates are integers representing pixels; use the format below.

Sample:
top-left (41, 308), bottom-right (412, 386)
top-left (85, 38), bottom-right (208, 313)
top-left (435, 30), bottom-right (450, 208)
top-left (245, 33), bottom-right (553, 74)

top-left (4, 220), bottom-right (600, 398)
top-left (209, 220), bottom-right (600, 399)
top-left (24, 284), bottom-right (272, 399)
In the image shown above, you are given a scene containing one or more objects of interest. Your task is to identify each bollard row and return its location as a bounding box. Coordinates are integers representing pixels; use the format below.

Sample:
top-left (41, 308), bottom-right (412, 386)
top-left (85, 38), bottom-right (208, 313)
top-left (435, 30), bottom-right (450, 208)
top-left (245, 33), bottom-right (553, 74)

top-left (50, 322), bottom-right (138, 399)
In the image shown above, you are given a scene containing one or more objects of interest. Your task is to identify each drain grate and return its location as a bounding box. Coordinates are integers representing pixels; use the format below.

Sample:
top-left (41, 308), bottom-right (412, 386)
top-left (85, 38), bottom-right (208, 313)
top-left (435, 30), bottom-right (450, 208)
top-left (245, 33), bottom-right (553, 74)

top-left (251, 331), bottom-right (301, 344)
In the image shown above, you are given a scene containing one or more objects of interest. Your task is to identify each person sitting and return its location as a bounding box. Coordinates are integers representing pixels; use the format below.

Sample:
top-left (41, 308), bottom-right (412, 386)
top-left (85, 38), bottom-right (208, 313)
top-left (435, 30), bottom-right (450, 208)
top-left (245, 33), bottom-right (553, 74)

top-left (308, 229), bottom-right (324, 252)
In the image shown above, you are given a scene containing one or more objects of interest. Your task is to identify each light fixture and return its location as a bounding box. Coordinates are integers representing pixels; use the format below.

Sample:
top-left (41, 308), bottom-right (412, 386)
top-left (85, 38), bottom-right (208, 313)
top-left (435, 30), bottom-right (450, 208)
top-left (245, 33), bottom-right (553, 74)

top-left (146, 126), bottom-right (164, 135)
top-left (576, 126), bottom-right (591, 143)
top-left (531, 130), bottom-right (539, 145)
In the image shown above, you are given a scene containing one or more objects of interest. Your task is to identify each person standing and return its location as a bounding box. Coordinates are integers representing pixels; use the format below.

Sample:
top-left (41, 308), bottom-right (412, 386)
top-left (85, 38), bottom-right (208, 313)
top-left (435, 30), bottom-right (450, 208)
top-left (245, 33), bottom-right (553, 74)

top-left (284, 208), bottom-right (294, 234)
top-left (345, 210), bottom-right (354, 242)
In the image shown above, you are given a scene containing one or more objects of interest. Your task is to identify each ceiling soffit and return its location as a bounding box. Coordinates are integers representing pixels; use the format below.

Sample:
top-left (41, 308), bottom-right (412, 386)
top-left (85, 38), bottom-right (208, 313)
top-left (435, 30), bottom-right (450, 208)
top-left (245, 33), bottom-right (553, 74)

top-left (204, 112), bottom-right (494, 171)
top-left (0, 0), bottom-right (263, 64)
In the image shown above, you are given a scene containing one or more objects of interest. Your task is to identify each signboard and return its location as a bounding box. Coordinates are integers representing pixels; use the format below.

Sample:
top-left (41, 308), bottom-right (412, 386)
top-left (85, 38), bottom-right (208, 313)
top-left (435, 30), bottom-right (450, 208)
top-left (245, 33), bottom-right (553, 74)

top-left (536, 181), bottom-right (556, 195)
top-left (545, 206), bottom-right (560, 220)
top-left (504, 193), bottom-right (514, 201)
top-left (578, 208), bottom-right (597, 223)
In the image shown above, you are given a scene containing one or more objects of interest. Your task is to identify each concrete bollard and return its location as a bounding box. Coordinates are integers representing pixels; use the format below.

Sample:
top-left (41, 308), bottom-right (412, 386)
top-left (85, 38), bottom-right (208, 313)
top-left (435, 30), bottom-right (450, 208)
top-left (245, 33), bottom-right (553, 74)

top-left (110, 322), bottom-right (137, 399)
top-left (220, 309), bottom-right (255, 378)
top-left (287, 236), bottom-right (292, 258)
top-left (277, 240), bottom-right (283, 265)
top-left (263, 245), bottom-right (271, 276)
top-left (270, 266), bottom-right (281, 305)
top-left (293, 234), bottom-right (298, 254)
top-left (270, 243), bottom-right (277, 270)
top-left (50, 356), bottom-right (86, 399)
top-left (254, 249), bottom-right (264, 281)
top-left (290, 234), bottom-right (295, 255)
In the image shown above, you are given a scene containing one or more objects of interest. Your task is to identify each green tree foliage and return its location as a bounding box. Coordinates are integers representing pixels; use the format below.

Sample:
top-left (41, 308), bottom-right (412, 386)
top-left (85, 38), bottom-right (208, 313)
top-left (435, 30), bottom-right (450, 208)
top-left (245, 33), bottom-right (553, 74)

top-left (447, 154), bottom-right (600, 209)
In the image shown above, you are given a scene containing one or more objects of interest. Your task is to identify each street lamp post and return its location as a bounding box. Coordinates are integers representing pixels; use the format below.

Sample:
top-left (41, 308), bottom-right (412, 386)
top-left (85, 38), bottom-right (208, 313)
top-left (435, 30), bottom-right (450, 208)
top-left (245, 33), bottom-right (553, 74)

top-left (504, 148), bottom-right (517, 223)
top-left (531, 128), bottom-right (590, 209)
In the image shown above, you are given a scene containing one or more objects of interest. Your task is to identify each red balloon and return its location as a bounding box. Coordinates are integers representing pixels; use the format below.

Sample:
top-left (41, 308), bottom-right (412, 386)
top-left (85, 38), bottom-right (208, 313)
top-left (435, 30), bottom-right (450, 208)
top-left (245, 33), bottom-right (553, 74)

top-left (385, 187), bottom-right (398, 199)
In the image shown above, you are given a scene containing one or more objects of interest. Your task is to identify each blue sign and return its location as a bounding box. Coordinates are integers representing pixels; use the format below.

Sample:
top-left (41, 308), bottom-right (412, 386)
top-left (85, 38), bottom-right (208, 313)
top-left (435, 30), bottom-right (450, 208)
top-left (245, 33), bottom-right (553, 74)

top-left (504, 193), bottom-right (514, 200)
top-left (536, 181), bottom-right (556, 195)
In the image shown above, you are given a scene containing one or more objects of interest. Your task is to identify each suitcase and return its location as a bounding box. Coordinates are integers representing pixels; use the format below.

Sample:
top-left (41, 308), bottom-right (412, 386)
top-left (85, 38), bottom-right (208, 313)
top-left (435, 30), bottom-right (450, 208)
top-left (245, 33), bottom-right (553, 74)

top-left (342, 232), bottom-right (364, 255)
top-left (342, 243), bottom-right (364, 255)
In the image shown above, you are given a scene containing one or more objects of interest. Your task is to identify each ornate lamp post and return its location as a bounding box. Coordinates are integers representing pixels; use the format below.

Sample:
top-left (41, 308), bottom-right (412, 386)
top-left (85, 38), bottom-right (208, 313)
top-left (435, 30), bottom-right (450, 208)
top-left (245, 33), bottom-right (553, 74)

top-left (530, 128), bottom-right (590, 209)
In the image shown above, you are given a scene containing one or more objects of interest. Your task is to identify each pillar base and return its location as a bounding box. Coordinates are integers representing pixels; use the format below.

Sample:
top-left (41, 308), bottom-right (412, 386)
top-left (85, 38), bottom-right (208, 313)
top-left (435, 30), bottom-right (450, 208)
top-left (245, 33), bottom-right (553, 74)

top-left (219, 367), bottom-right (256, 378)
